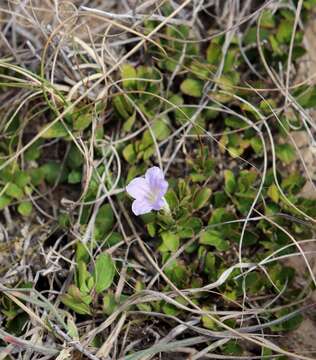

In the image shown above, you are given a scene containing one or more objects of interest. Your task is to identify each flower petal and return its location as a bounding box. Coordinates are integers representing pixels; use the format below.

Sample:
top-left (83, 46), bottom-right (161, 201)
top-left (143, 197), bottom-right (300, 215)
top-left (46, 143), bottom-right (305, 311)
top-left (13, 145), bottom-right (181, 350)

top-left (126, 177), bottom-right (151, 199)
top-left (157, 179), bottom-right (168, 197)
top-left (132, 199), bottom-right (153, 216)
top-left (152, 198), bottom-right (165, 211)
top-left (145, 166), bottom-right (168, 197)
top-left (145, 167), bottom-right (164, 184)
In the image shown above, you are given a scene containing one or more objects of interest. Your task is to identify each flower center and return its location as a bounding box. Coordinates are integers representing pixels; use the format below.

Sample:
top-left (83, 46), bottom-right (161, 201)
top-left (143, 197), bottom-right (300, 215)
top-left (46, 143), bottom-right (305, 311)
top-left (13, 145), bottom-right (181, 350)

top-left (146, 189), bottom-right (158, 204)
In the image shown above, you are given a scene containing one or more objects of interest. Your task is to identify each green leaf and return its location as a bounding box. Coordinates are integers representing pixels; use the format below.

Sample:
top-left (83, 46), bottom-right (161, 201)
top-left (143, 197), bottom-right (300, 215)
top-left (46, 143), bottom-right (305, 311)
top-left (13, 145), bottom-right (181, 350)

top-left (76, 242), bottom-right (90, 263)
top-left (24, 142), bottom-right (42, 161)
top-left (66, 316), bottom-right (79, 340)
top-left (147, 223), bottom-right (156, 237)
top-left (202, 312), bottom-right (218, 330)
top-left (0, 195), bottom-right (11, 209)
top-left (95, 204), bottom-right (114, 240)
top-left (294, 85), bottom-right (316, 109)
top-left (15, 171), bottom-right (31, 188)
top-left (141, 213), bottom-right (156, 225)
top-left (29, 167), bottom-right (45, 186)
top-left (193, 188), bottom-right (212, 209)
top-left (180, 79), bottom-right (203, 97)
top-left (190, 62), bottom-right (212, 80)
top-left (227, 147), bottom-right (244, 158)
top-left (41, 161), bottom-right (67, 185)
top-left (204, 252), bottom-right (216, 274)
top-left (206, 42), bottom-right (221, 65)
top-left (107, 232), bottom-right (123, 247)
top-left (41, 121), bottom-right (68, 138)
top-left (269, 35), bottom-right (283, 55)
top-left (41, 162), bottom-right (63, 185)
top-left (151, 118), bottom-right (171, 141)
top-left (237, 170), bottom-right (257, 192)
top-left (304, 0), bottom-right (316, 9)
top-left (162, 302), bottom-right (179, 316)
top-left (68, 170), bottom-right (82, 184)
top-left (95, 125), bottom-right (104, 140)
top-left (281, 172), bottom-right (305, 194)
top-left (261, 10), bottom-right (275, 28)
top-left (123, 143), bottom-right (137, 164)
top-left (281, 312), bottom-right (303, 331)
top-left (113, 95), bottom-right (133, 120)
top-left (222, 341), bottom-right (243, 355)
top-left (93, 253), bottom-right (115, 293)
top-left (179, 217), bottom-right (203, 234)
top-left (5, 313), bottom-right (29, 336)
top-left (135, 280), bottom-right (152, 311)
top-left (225, 117), bottom-right (246, 129)
top-left (270, 308), bottom-right (303, 332)
top-left (6, 183), bottom-right (23, 199)
top-left (123, 111), bottom-right (136, 132)
top-left (68, 284), bottom-right (92, 304)
top-left (223, 49), bottom-right (238, 72)
top-left (250, 137), bottom-right (263, 155)
top-left (0, 169), bottom-right (15, 184)
top-left (259, 99), bottom-right (276, 114)
top-left (165, 260), bottom-right (187, 287)
top-left (103, 293), bottom-right (117, 315)
top-left (212, 76), bottom-right (236, 103)
top-left (61, 294), bottom-right (91, 315)
top-left (224, 170), bottom-right (236, 193)
top-left (168, 93), bottom-right (183, 110)
top-left (17, 201), bottom-right (33, 216)
top-left (164, 189), bottom-right (178, 210)
top-left (143, 146), bottom-right (154, 160)
top-left (77, 261), bottom-right (91, 293)
top-left (243, 231), bottom-right (258, 246)
top-left (61, 285), bottom-right (92, 315)
top-left (200, 230), bottom-right (229, 251)
top-left (276, 19), bottom-right (293, 44)
top-left (267, 183), bottom-right (279, 203)
top-left (276, 144), bottom-right (296, 164)
top-left (73, 113), bottom-right (92, 131)
top-left (244, 272), bottom-right (262, 293)
top-left (161, 231), bottom-right (180, 252)
top-left (292, 46), bottom-right (306, 61)
top-left (244, 27), bottom-right (269, 45)
top-left (121, 63), bottom-right (137, 89)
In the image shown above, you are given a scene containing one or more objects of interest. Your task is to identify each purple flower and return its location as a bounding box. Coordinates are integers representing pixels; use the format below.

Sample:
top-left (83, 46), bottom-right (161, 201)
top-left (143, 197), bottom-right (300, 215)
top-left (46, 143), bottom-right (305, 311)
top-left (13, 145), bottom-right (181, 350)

top-left (126, 167), bottom-right (168, 216)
